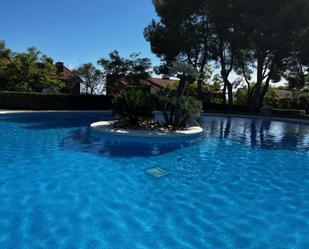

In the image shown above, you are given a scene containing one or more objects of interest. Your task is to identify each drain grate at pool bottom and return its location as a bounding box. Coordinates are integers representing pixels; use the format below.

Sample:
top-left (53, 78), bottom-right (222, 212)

top-left (146, 167), bottom-right (169, 178)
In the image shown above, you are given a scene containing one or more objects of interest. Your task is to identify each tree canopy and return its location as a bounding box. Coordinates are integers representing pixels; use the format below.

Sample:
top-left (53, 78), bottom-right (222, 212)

top-left (74, 63), bottom-right (104, 95)
top-left (97, 50), bottom-right (152, 85)
top-left (0, 41), bottom-right (64, 93)
top-left (145, 0), bottom-right (309, 111)
top-left (96, 50), bottom-right (153, 96)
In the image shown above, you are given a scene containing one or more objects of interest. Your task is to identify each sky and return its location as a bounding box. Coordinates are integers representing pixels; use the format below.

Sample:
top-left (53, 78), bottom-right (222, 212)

top-left (0, 0), bottom-right (160, 69)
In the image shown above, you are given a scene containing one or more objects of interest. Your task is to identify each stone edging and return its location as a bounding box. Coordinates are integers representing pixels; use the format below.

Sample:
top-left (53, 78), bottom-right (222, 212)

top-left (90, 121), bottom-right (204, 138)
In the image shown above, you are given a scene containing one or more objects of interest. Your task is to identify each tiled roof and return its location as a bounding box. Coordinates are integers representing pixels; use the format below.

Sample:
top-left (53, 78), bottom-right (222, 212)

top-left (56, 65), bottom-right (81, 83)
top-left (146, 78), bottom-right (177, 88)
top-left (110, 77), bottom-right (177, 89)
top-left (275, 89), bottom-right (292, 98)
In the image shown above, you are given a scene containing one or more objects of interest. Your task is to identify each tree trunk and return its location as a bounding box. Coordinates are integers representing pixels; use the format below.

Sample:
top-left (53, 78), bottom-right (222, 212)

top-left (222, 83), bottom-right (227, 105)
top-left (246, 87), bottom-right (252, 107)
top-left (218, 42), bottom-right (233, 111)
top-left (259, 76), bottom-right (271, 108)
top-left (197, 79), bottom-right (203, 99)
top-left (221, 74), bottom-right (233, 111)
top-left (227, 83), bottom-right (233, 111)
top-left (176, 77), bottom-right (186, 97)
top-left (249, 53), bottom-right (264, 112)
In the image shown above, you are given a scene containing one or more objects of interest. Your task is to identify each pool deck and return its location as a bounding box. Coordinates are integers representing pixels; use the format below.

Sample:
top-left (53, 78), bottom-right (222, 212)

top-left (0, 110), bottom-right (112, 114)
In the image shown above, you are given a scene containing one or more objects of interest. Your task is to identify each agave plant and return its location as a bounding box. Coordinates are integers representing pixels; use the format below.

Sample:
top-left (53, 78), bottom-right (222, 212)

top-left (175, 95), bottom-right (203, 127)
top-left (112, 88), bottom-right (155, 127)
top-left (158, 89), bottom-right (203, 128)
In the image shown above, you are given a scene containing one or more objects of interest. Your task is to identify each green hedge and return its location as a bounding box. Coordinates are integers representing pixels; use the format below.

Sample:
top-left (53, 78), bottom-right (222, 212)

top-left (0, 91), bottom-right (111, 110)
top-left (272, 108), bottom-right (306, 118)
top-left (1, 91), bottom-right (308, 121)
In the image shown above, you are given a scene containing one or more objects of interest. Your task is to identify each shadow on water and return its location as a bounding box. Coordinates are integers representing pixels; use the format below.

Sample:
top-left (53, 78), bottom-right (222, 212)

top-left (0, 112), bottom-right (113, 130)
top-left (60, 128), bottom-right (202, 157)
top-left (201, 116), bottom-right (309, 152)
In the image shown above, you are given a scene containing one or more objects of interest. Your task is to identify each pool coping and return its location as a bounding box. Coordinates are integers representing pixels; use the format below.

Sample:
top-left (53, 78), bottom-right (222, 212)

top-left (0, 110), bottom-right (112, 114)
top-left (0, 110), bottom-right (308, 125)
top-left (90, 120), bottom-right (204, 138)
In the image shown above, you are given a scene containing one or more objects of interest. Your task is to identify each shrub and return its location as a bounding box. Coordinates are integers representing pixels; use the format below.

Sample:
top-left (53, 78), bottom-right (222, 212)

top-left (272, 108), bottom-right (306, 117)
top-left (234, 87), bottom-right (249, 105)
top-left (175, 96), bottom-right (203, 127)
top-left (112, 88), bottom-right (155, 126)
top-left (278, 91), bottom-right (309, 114)
top-left (0, 91), bottom-right (111, 110)
top-left (264, 88), bottom-right (280, 107)
top-left (158, 89), bottom-right (203, 128)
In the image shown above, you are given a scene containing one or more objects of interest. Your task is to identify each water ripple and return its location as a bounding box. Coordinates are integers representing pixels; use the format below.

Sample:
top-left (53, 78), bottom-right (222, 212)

top-left (0, 112), bottom-right (308, 248)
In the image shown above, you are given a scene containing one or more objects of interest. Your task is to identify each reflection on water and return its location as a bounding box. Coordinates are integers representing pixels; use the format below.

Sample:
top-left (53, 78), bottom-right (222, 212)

top-left (201, 116), bottom-right (309, 152)
top-left (60, 128), bottom-right (202, 157)
top-left (61, 116), bottom-right (309, 157)
top-left (0, 112), bottom-right (113, 130)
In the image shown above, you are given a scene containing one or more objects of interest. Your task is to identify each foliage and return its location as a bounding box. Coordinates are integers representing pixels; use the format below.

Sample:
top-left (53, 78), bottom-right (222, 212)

top-left (235, 87), bottom-right (248, 106)
top-left (212, 74), bottom-right (223, 91)
top-left (167, 61), bottom-right (199, 98)
top-left (157, 62), bottom-right (203, 128)
top-left (264, 88), bottom-right (280, 107)
top-left (272, 108), bottom-right (306, 117)
top-left (144, 0), bottom-right (237, 107)
top-left (170, 61), bottom-right (198, 79)
top-left (158, 89), bottom-right (203, 128)
top-left (0, 91), bottom-right (111, 110)
top-left (287, 71), bottom-right (309, 90)
top-left (0, 41), bottom-right (64, 93)
top-left (235, 85), bottom-right (309, 114)
top-left (98, 50), bottom-right (152, 92)
top-left (167, 80), bottom-right (198, 96)
top-left (74, 63), bottom-right (104, 95)
top-left (144, 0), bottom-right (223, 99)
top-left (279, 90), bottom-right (309, 113)
top-left (234, 0), bottom-right (309, 111)
top-left (235, 85), bottom-right (280, 107)
top-left (164, 62), bottom-right (223, 103)
top-left (145, 0), bottom-right (309, 112)
top-left (112, 89), bottom-right (155, 126)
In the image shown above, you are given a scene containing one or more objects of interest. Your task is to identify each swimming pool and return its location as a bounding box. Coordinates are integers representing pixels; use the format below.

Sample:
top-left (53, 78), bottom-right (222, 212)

top-left (0, 112), bottom-right (308, 248)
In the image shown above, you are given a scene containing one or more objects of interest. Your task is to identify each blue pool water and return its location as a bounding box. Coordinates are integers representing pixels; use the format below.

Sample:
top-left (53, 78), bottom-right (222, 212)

top-left (0, 112), bottom-right (308, 249)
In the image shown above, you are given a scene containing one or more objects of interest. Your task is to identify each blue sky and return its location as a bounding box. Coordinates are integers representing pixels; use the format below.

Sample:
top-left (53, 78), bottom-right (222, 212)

top-left (0, 0), bottom-right (160, 68)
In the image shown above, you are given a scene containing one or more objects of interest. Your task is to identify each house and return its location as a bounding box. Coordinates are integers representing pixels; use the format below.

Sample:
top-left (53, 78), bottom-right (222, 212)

top-left (106, 76), bottom-right (177, 96)
top-left (55, 62), bottom-right (81, 95)
top-left (274, 89), bottom-right (293, 98)
top-left (146, 77), bottom-right (178, 93)
top-left (106, 76), bottom-right (224, 102)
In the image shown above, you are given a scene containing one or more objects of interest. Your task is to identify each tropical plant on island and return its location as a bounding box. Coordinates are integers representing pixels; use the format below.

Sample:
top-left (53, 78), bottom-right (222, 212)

top-left (159, 92), bottom-right (203, 128)
top-left (112, 88), bottom-right (155, 128)
top-left (157, 62), bottom-right (203, 128)
top-left (111, 61), bottom-right (203, 130)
